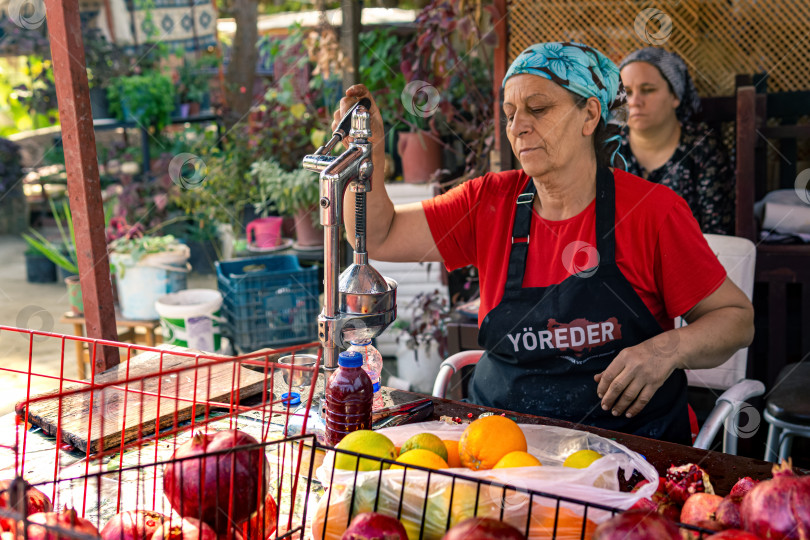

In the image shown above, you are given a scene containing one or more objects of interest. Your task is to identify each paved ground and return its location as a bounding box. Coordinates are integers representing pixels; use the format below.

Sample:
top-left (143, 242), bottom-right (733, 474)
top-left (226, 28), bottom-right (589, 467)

top-left (0, 235), bottom-right (217, 416)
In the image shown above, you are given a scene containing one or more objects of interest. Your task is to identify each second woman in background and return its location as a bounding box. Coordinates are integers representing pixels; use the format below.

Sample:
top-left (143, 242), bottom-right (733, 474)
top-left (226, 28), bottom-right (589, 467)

top-left (619, 48), bottom-right (734, 235)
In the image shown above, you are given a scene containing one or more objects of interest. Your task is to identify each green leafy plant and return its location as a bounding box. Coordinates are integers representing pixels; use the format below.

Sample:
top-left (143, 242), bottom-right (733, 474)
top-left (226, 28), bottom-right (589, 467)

top-left (107, 71), bottom-right (176, 134)
top-left (176, 55), bottom-right (217, 104)
top-left (22, 199), bottom-right (78, 275)
top-left (250, 158), bottom-right (319, 219)
top-left (108, 234), bottom-right (186, 277)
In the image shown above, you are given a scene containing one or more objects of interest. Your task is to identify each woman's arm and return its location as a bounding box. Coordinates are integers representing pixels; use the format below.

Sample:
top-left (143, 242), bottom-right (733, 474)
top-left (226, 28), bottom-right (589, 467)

top-left (333, 85), bottom-right (442, 263)
top-left (594, 277), bottom-right (754, 419)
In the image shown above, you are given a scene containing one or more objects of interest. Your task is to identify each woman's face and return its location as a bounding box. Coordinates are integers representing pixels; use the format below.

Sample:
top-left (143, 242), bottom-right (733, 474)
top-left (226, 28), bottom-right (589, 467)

top-left (503, 74), bottom-right (600, 178)
top-left (620, 61), bottom-right (680, 132)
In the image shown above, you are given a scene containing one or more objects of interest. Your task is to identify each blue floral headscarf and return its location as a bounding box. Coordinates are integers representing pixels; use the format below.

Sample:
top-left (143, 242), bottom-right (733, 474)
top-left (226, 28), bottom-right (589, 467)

top-left (503, 42), bottom-right (625, 125)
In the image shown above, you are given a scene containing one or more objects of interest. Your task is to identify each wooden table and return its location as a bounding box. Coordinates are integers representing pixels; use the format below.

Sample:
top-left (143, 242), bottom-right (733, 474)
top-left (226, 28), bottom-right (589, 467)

top-left (386, 389), bottom-right (803, 495)
top-left (60, 312), bottom-right (162, 379)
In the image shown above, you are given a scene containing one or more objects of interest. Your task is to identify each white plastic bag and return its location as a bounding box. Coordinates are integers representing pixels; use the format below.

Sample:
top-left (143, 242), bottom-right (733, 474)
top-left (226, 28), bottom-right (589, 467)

top-left (310, 421), bottom-right (658, 540)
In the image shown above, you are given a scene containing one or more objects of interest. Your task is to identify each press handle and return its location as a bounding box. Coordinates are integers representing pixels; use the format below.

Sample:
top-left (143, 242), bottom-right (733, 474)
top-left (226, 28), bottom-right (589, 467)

top-left (334, 98), bottom-right (371, 139)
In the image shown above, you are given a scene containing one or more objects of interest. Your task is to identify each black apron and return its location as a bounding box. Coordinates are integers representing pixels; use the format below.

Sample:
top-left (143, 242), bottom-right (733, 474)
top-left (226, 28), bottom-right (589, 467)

top-left (469, 167), bottom-right (690, 444)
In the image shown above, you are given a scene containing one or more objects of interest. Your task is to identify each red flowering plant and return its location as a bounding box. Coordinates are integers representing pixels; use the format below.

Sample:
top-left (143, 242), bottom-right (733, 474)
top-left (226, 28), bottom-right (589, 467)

top-left (400, 0), bottom-right (496, 186)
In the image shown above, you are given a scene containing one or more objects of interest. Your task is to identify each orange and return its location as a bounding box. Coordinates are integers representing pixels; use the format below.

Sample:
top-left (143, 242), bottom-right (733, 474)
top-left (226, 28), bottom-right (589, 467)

top-left (442, 439), bottom-right (462, 468)
top-left (391, 449), bottom-right (449, 470)
top-left (458, 415), bottom-right (527, 471)
top-left (493, 450), bottom-right (542, 469)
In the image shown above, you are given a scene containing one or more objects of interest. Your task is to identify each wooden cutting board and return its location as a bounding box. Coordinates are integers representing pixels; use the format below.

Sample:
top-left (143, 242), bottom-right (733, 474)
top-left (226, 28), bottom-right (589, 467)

top-left (18, 346), bottom-right (279, 454)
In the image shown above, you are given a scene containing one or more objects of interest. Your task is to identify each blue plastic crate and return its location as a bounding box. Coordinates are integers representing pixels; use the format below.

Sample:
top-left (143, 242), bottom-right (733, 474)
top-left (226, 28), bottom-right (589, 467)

top-left (216, 255), bottom-right (320, 352)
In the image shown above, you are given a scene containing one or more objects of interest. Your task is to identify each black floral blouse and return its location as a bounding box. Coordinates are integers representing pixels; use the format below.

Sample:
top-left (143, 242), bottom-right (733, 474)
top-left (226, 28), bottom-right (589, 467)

top-left (617, 122), bottom-right (735, 235)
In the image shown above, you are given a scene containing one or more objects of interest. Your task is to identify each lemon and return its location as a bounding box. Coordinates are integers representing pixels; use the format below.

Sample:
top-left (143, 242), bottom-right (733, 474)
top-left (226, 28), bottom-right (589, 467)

top-left (493, 450), bottom-right (542, 468)
top-left (563, 449), bottom-right (603, 469)
top-left (391, 449), bottom-right (449, 470)
top-left (400, 432), bottom-right (449, 462)
top-left (334, 430), bottom-right (397, 471)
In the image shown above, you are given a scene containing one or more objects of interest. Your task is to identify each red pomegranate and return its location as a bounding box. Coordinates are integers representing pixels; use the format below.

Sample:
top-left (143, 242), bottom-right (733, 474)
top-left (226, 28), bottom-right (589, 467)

top-left (27, 509), bottom-right (100, 540)
top-left (240, 493), bottom-right (277, 540)
top-left (729, 477), bottom-right (757, 498)
top-left (341, 513), bottom-right (408, 540)
top-left (705, 531), bottom-right (761, 540)
top-left (152, 518), bottom-right (217, 540)
top-left (592, 510), bottom-right (680, 540)
top-left (664, 464), bottom-right (714, 505)
top-left (740, 459), bottom-right (810, 539)
top-left (680, 493), bottom-right (724, 538)
top-left (101, 510), bottom-right (166, 540)
top-left (441, 517), bottom-right (525, 540)
top-left (0, 480), bottom-right (53, 531)
top-left (163, 430), bottom-right (269, 534)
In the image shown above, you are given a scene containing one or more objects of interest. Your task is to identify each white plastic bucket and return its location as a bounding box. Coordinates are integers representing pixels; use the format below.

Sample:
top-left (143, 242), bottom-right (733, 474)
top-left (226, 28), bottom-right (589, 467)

top-left (155, 289), bottom-right (223, 353)
top-left (112, 246), bottom-right (191, 320)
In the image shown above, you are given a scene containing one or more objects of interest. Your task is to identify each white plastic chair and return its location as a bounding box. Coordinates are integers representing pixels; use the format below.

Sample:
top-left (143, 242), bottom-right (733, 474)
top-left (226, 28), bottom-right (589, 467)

top-left (433, 234), bottom-right (764, 454)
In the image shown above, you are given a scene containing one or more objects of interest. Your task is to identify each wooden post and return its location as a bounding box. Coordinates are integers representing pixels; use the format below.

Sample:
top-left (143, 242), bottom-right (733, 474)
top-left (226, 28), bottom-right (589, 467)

top-left (44, 0), bottom-right (120, 373)
top-left (341, 0), bottom-right (361, 90)
top-left (492, 0), bottom-right (511, 172)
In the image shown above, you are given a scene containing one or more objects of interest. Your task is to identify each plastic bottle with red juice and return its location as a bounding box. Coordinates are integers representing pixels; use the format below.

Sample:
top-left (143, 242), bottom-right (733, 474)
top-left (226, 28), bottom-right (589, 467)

top-left (324, 350), bottom-right (373, 446)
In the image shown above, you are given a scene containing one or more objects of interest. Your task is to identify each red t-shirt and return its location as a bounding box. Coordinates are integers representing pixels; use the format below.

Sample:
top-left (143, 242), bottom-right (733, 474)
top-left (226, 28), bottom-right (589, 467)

top-left (422, 168), bottom-right (726, 329)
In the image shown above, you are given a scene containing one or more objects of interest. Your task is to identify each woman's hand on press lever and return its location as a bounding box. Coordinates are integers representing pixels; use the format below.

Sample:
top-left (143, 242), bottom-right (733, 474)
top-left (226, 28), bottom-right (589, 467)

top-left (331, 84), bottom-right (386, 151)
top-left (593, 332), bottom-right (681, 418)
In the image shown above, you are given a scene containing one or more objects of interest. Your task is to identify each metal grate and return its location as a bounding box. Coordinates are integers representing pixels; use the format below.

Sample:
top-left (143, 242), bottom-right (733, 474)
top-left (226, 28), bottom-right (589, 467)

top-left (507, 0), bottom-right (810, 96)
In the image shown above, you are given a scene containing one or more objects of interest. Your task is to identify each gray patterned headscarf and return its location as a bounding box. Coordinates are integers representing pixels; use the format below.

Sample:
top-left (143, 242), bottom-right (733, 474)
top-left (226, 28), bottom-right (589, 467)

top-left (619, 48), bottom-right (701, 121)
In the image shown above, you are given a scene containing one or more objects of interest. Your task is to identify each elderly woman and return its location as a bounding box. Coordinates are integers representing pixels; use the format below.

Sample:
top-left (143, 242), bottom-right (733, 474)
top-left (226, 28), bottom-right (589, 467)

top-left (334, 42), bottom-right (753, 444)
top-left (619, 48), bottom-right (735, 235)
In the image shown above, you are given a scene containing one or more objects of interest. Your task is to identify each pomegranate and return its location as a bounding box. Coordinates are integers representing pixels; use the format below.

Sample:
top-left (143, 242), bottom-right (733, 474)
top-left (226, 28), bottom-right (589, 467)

top-left (639, 478), bottom-right (681, 522)
top-left (101, 511), bottom-right (166, 540)
top-left (715, 498), bottom-right (743, 530)
top-left (628, 498), bottom-right (657, 512)
top-left (664, 464), bottom-right (714, 505)
top-left (27, 509), bottom-right (100, 540)
top-left (592, 510), bottom-right (680, 540)
top-left (441, 517), bottom-right (525, 540)
top-left (0, 480), bottom-right (53, 531)
top-left (341, 513), bottom-right (408, 540)
top-left (152, 518), bottom-right (217, 540)
top-left (680, 493), bottom-right (724, 538)
top-left (716, 477), bottom-right (758, 531)
top-left (740, 459), bottom-right (810, 539)
top-left (729, 477), bottom-right (757, 498)
top-left (240, 493), bottom-right (277, 540)
top-left (705, 531), bottom-right (761, 540)
top-left (163, 430), bottom-right (269, 534)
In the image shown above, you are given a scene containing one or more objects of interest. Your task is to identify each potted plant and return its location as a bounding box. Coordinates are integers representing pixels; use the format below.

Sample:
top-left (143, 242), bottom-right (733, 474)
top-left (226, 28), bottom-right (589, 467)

top-left (393, 288), bottom-right (451, 393)
top-left (175, 55), bottom-right (216, 117)
top-left (399, 0), bottom-right (495, 186)
top-left (22, 199), bottom-right (82, 313)
top-left (107, 70), bottom-right (176, 135)
top-left (83, 27), bottom-right (125, 119)
top-left (250, 158), bottom-right (322, 247)
top-left (108, 231), bottom-right (190, 321)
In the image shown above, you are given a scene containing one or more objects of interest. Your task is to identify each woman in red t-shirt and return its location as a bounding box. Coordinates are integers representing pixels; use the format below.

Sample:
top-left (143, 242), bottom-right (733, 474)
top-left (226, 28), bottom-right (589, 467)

top-left (331, 42), bottom-right (754, 444)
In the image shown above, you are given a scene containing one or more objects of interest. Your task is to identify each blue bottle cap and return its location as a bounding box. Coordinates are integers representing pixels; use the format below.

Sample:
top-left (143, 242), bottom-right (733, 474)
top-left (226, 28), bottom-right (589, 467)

top-left (338, 351), bottom-right (363, 368)
top-left (281, 392), bottom-right (301, 406)
top-left (349, 339), bottom-right (372, 346)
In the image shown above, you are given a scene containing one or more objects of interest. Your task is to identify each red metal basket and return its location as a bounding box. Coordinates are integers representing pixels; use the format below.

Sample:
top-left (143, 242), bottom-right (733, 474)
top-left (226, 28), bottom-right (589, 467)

top-left (0, 324), bottom-right (322, 540)
top-left (0, 325), bottom-right (716, 540)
